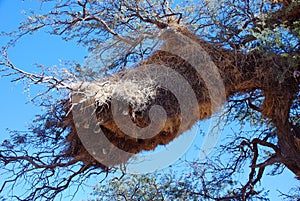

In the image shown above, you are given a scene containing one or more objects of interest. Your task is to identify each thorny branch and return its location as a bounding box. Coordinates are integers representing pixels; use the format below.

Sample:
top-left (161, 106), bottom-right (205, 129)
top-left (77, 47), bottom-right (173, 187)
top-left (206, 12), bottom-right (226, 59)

top-left (0, 52), bottom-right (71, 90)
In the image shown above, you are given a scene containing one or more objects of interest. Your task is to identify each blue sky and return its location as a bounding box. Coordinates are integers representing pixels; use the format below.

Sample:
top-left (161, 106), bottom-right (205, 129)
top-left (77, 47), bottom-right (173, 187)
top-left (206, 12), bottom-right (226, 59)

top-left (0, 0), bottom-right (89, 200)
top-left (0, 0), bottom-right (299, 200)
top-left (0, 0), bottom-right (87, 137)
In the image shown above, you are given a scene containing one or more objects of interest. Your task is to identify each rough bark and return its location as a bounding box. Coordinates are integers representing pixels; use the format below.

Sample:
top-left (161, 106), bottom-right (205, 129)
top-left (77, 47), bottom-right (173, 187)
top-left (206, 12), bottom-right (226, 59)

top-left (262, 90), bottom-right (300, 178)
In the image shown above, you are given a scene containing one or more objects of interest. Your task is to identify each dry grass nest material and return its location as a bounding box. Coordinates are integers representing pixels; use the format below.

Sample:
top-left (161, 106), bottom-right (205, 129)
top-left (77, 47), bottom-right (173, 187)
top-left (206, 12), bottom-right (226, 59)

top-left (60, 26), bottom-right (299, 169)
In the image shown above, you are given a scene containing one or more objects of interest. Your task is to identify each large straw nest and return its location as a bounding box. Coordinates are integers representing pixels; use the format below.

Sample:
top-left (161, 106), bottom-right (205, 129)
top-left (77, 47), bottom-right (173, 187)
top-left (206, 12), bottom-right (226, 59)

top-left (60, 25), bottom-right (299, 168)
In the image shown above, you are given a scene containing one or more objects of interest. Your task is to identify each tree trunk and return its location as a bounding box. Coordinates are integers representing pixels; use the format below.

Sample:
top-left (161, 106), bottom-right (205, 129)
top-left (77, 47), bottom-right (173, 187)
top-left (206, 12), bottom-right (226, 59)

top-left (263, 90), bottom-right (300, 178)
